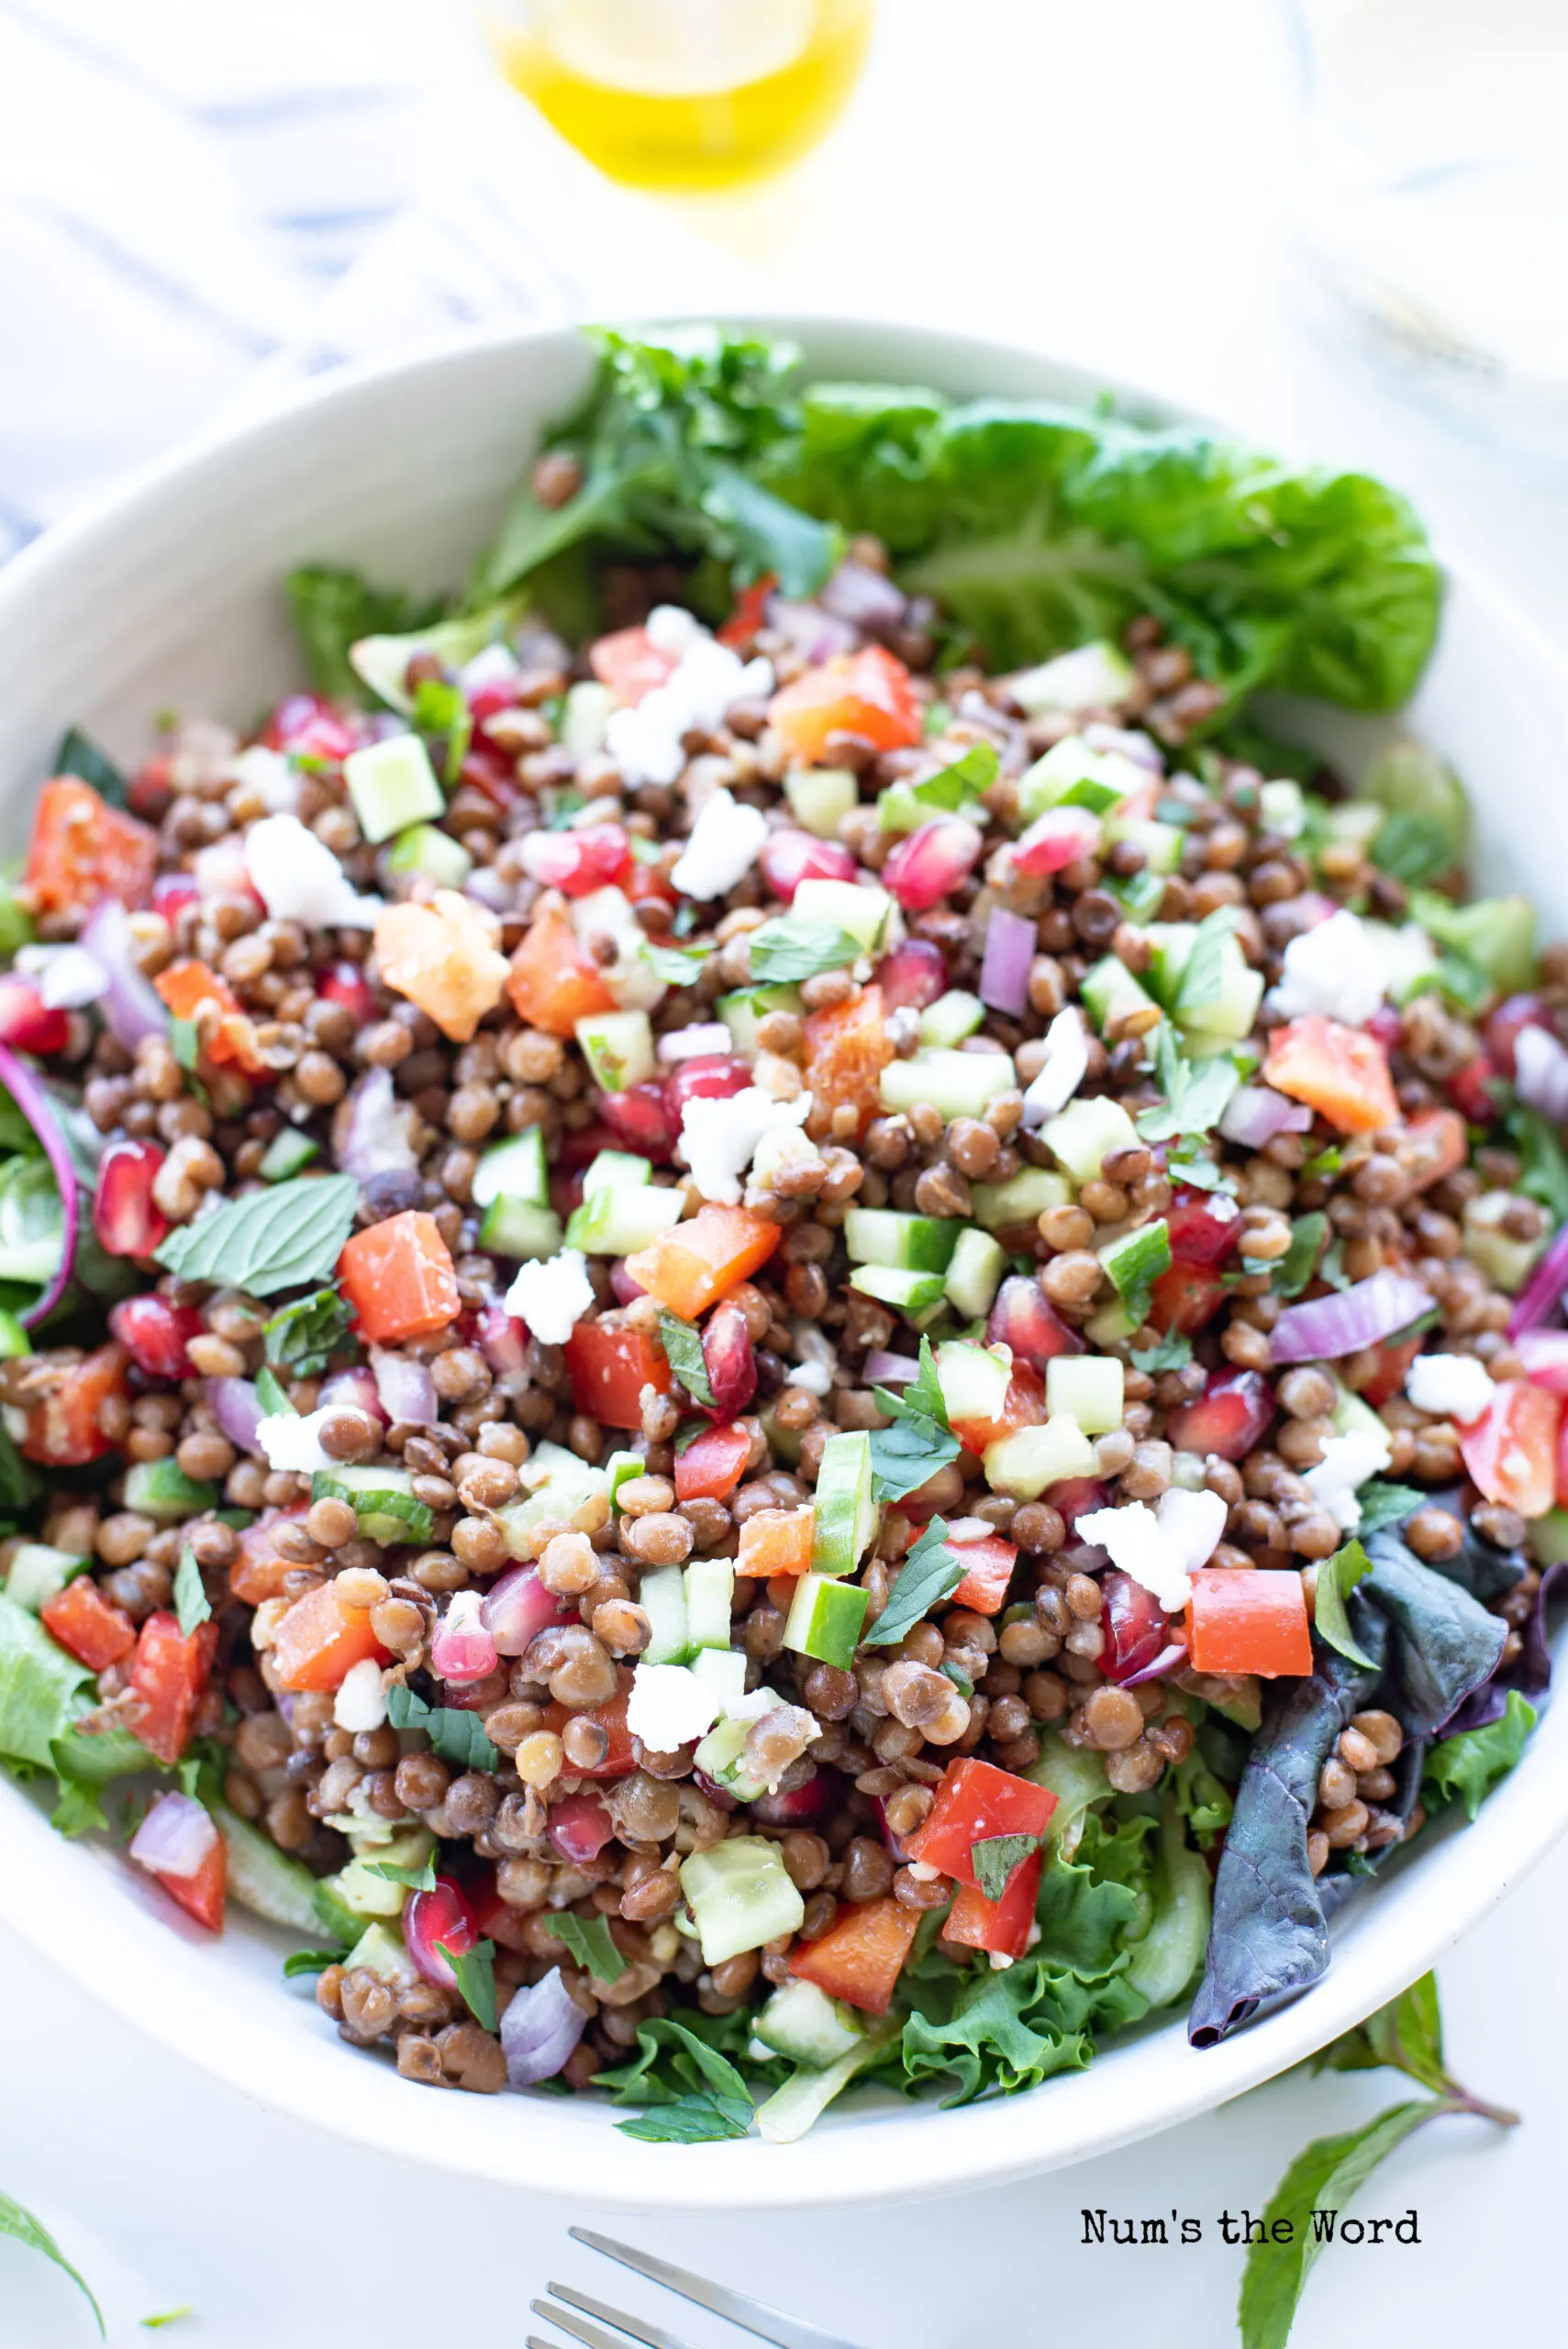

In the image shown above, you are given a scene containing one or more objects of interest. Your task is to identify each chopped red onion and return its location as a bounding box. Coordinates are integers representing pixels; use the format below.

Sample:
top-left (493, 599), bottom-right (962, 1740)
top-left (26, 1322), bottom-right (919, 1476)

top-left (80, 897), bottom-right (170, 1051)
top-left (1120, 1638), bottom-right (1188, 1688)
top-left (501, 1965), bottom-right (587, 2087)
top-left (864, 1350), bottom-right (919, 1386)
top-left (1515, 1024), bottom-right (1568, 1123)
top-left (1082, 722), bottom-right (1162, 771)
top-left (1507, 1220), bottom-right (1568, 1341)
top-left (1270, 1270), bottom-right (1435, 1364)
top-left (319, 1365), bottom-right (388, 1425)
top-left (765, 599), bottom-right (857, 664)
top-left (1219, 1085), bottom-right (1313, 1149)
top-left (657, 1023), bottom-right (733, 1065)
top-left (372, 1348), bottom-right (438, 1425)
top-left (337, 1068), bottom-right (418, 1184)
top-left (1516, 1328), bottom-right (1568, 1393)
top-left (978, 906), bottom-right (1036, 1018)
top-left (818, 560), bottom-right (906, 633)
top-left (0, 1043), bottom-right (79, 1328)
top-left (129, 1791), bottom-right (218, 1880)
top-left (208, 1375), bottom-right (265, 1454)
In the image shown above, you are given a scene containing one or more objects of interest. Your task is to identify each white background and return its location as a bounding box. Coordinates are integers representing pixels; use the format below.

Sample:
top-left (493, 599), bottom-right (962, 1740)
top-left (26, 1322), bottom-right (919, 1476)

top-left (3, 1), bottom-right (1567, 2341)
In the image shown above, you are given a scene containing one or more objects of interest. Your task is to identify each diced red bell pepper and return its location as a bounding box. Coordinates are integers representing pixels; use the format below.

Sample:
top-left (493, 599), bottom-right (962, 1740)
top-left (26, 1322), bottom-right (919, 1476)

top-left (589, 626), bottom-right (680, 707)
top-left (906, 1756), bottom-right (1059, 1885)
top-left (947, 1362), bottom-right (1046, 1458)
top-left (338, 1210), bottom-right (460, 1345)
top-left (1262, 1017), bottom-right (1399, 1136)
top-left (768, 646), bottom-right (924, 764)
top-left (21, 1344), bottom-right (128, 1467)
top-left (506, 905), bottom-right (617, 1038)
top-left (543, 1665), bottom-right (639, 1776)
top-left (228, 1506), bottom-right (310, 1606)
top-left (948, 1535), bottom-right (1018, 1617)
top-left (1401, 1108), bottom-right (1468, 1195)
top-left (737, 1506), bottom-right (816, 1578)
top-left (153, 959), bottom-right (265, 1077)
top-left (942, 1850), bottom-right (1043, 1959)
top-left (271, 1582), bottom-right (391, 1694)
top-left (802, 986), bottom-right (893, 1141)
top-left (1147, 1257), bottom-right (1229, 1337)
top-left (716, 574), bottom-right (776, 649)
top-left (1462, 1377), bottom-right (1560, 1520)
top-left (625, 1204), bottom-right (782, 1320)
top-left (674, 1420), bottom-right (752, 1502)
top-left (1184, 1568), bottom-right (1312, 1679)
top-left (1447, 1053), bottom-right (1499, 1124)
top-left (789, 1894), bottom-right (921, 2015)
top-left (40, 1576), bottom-right (137, 1671)
top-left (564, 1319), bottom-right (673, 1431)
top-left (155, 1837), bottom-right (227, 1932)
top-left (129, 1611), bottom-right (219, 1764)
top-left (25, 777), bottom-right (160, 915)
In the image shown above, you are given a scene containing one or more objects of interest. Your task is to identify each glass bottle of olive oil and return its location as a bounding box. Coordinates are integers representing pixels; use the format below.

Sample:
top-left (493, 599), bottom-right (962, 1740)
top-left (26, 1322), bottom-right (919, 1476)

top-left (486, 0), bottom-right (876, 190)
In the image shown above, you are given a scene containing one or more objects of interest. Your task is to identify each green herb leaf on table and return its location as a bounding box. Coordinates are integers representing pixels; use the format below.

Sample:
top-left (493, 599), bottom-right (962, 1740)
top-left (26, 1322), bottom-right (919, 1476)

top-left (866, 1516), bottom-right (963, 1648)
top-left (365, 1855), bottom-right (437, 1892)
top-left (155, 1174), bottom-right (358, 1298)
top-left (253, 1365), bottom-right (292, 1420)
top-left (658, 1311), bottom-right (715, 1408)
top-left (640, 940), bottom-right (713, 987)
top-left (1353, 1480), bottom-right (1423, 1536)
top-left (285, 565), bottom-right (444, 705)
top-left (283, 1948), bottom-right (348, 1978)
top-left (262, 1286), bottom-right (357, 1378)
top-left (140, 2307), bottom-right (194, 2330)
top-left (1130, 1330), bottom-right (1193, 1375)
top-left (747, 918), bottom-right (866, 985)
top-left (1174, 907), bottom-right (1240, 1016)
top-left (385, 1682), bottom-right (500, 1771)
top-left (1318, 1971), bottom-right (1449, 2094)
top-left (971, 1831), bottom-right (1041, 1902)
top-left (172, 1546), bottom-right (211, 1641)
top-left (0, 2188), bottom-right (104, 2336)
top-left (438, 1937), bottom-right (497, 2032)
top-left (868, 1336), bottom-right (961, 1503)
top-left (1104, 1219), bottom-right (1171, 1330)
top-left (54, 724), bottom-right (128, 807)
top-left (550, 1910), bottom-right (628, 1984)
top-left (1311, 1538), bottom-right (1375, 1668)
top-left (1424, 1688), bottom-right (1537, 1820)
top-left (410, 674), bottom-right (473, 786)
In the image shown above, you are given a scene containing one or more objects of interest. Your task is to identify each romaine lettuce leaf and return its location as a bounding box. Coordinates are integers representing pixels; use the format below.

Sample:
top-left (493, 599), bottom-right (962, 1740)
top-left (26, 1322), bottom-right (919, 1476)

top-left (0, 1591), bottom-right (92, 1771)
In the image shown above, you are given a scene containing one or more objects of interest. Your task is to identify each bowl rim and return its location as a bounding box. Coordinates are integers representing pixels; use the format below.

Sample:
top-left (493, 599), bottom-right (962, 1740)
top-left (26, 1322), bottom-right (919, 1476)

top-left (3, 310), bottom-right (1566, 2210)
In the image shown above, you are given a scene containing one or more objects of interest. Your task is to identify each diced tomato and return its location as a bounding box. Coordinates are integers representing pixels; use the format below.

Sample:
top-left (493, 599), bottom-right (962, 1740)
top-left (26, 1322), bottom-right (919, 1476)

top-left (768, 646), bottom-right (924, 764)
top-left (128, 1611), bottom-right (219, 1763)
top-left (737, 1506), bottom-right (816, 1578)
top-left (1358, 1330), bottom-right (1425, 1409)
top-left (1447, 1053), bottom-right (1499, 1124)
top-left (717, 574), bottom-right (776, 649)
top-left (906, 1756), bottom-right (1059, 1884)
top-left (948, 1362), bottom-right (1046, 1458)
top-left (590, 625), bottom-right (681, 706)
top-left (1263, 1017), bottom-right (1399, 1136)
top-left (948, 1535), bottom-right (1018, 1617)
top-left (942, 1850), bottom-right (1043, 1960)
top-left (543, 1664), bottom-right (638, 1776)
top-left (564, 1318), bottom-right (673, 1431)
top-left (25, 777), bottom-right (159, 915)
top-left (317, 961), bottom-right (381, 1029)
top-left (625, 1204), bottom-right (782, 1319)
top-left (1184, 1568), bottom-right (1312, 1679)
top-left (674, 1420), bottom-right (752, 1502)
top-left (155, 1837), bottom-right (227, 1932)
top-left (1166, 1184), bottom-right (1242, 1265)
top-left (986, 1277), bottom-right (1080, 1368)
top-left (374, 891), bottom-right (509, 1044)
top-left (1147, 1257), bottom-right (1229, 1337)
top-left (154, 958), bottom-right (265, 1077)
top-left (1100, 1569), bottom-right (1173, 1683)
top-left (21, 1344), bottom-right (128, 1467)
top-left (789, 1894), bottom-right (920, 2015)
top-left (520, 823), bottom-right (634, 896)
top-left (271, 1580), bottom-right (391, 1694)
top-left (229, 1506), bottom-right (310, 1606)
top-left (40, 1576), bottom-right (137, 1671)
top-left (1165, 1368), bottom-right (1273, 1462)
top-left (1461, 1377), bottom-right (1560, 1520)
top-left (1401, 1107), bottom-right (1468, 1196)
top-left (624, 858), bottom-right (679, 912)
top-left (338, 1210), bottom-right (461, 1345)
top-left (506, 904), bottom-right (617, 1037)
top-left (802, 986), bottom-right (893, 1141)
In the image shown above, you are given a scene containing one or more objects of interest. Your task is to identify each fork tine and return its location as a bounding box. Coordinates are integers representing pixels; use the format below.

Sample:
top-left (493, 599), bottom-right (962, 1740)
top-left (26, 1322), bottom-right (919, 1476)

top-left (569, 2229), bottom-right (863, 2349)
top-left (544, 2283), bottom-right (695, 2349)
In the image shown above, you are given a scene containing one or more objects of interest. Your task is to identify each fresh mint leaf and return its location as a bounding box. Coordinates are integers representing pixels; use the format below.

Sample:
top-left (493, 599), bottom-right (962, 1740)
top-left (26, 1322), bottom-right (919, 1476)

top-left (172, 1546), bottom-right (211, 1641)
top-left (971, 1831), bottom-right (1040, 1902)
top-left (1311, 1539), bottom-right (1375, 1668)
top-left (253, 1365), bottom-right (292, 1420)
top-left (262, 1286), bottom-right (357, 1378)
top-left (1424, 1688), bottom-right (1537, 1820)
top-left (1370, 808), bottom-right (1453, 886)
top-left (285, 565), bottom-right (442, 705)
top-left (1103, 1219), bottom-right (1170, 1329)
top-left (411, 675), bottom-right (473, 785)
top-left (1318, 1971), bottom-right (1448, 2094)
top-left (658, 1310), bottom-right (716, 1408)
top-left (1130, 1330), bottom-right (1192, 1374)
top-left (913, 740), bottom-right (998, 811)
top-left (438, 1937), bottom-right (497, 2032)
top-left (0, 2188), bottom-right (104, 2336)
top-left (1300, 1143), bottom-right (1343, 1179)
top-left (140, 2307), bottom-right (194, 2330)
top-left (1507, 1104), bottom-right (1568, 1226)
top-left (1274, 1210), bottom-right (1328, 1298)
top-left (550, 1910), bottom-right (628, 1984)
top-left (748, 918), bottom-right (865, 985)
top-left (154, 1174), bottom-right (358, 1298)
top-left (55, 724), bottom-right (128, 807)
top-left (1164, 1149), bottom-right (1231, 1195)
top-left (385, 1682), bottom-right (500, 1771)
top-left (1137, 1027), bottom-right (1240, 1145)
top-left (283, 1948), bottom-right (348, 1978)
top-left (169, 1017), bottom-right (201, 1076)
top-left (1238, 2102), bottom-right (1440, 2349)
top-left (640, 940), bottom-right (712, 987)
top-left (365, 1855), bottom-right (437, 1892)
top-left (1174, 906), bottom-right (1240, 1016)
top-left (1353, 1480), bottom-right (1422, 1536)
top-left (869, 1335), bottom-right (961, 1503)
top-left (865, 1516), bottom-right (962, 1648)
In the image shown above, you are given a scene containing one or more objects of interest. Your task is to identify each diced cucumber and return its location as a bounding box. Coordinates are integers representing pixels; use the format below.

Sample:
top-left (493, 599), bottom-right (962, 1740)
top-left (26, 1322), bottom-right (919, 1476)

top-left (5, 1542), bottom-right (87, 1613)
top-left (1413, 892), bottom-right (1537, 992)
top-left (215, 1800), bottom-right (360, 1945)
top-left (684, 1559), bottom-right (735, 1652)
top-left (876, 782), bottom-right (932, 836)
top-left (0, 1313), bottom-right (28, 1360)
top-left (753, 1977), bottom-right (865, 2066)
top-left (692, 1713), bottom-right (766, 1804)
top-left (1018, 735), bottom-right (1144, 822)
top-left (918, 990), bottom-right (985, 1049)
top-left (984, 1413), bottom-right (1098, 1498)
top-left (792, 878), bottom-right (892, 952)
top-left (1042, 1095), bottom-right (1140, 1183)
top-left (122, 1458), bottom-right (218, 1525)
top-left (604, 1449), bottom-right (644, 1513)
top-left (1103, 815), bottom-right (1182, 874)
top-left (934, 1340), bottom-right (1012, 1427)
top-left (811, 1431), bottom-right (878, 1579)
top-left (583, 1149), bottom-right (653, 1197)
top-left (574, 1009), bottom-right (655, 1095)
top-left (1330, 1386), bottom-right (1391, 1446)
top-left (496, 1442), bottom-right (608, 1553)
top-left (386, 823), bottom-right (472, 887)
top-left (784, 1572), bottom-right (870, 1670)
top-left (760, 1400), bottom-right (804, 1467)
top-left (478, 1197), bottom-right (564, 1261)
top-left (333, 1825), bottom-right (437, 1920)
top-left (1463, 1191), bottom-right (1545, 1294)
top-left (843, 1208), bottom-right (963, 1273)
top-left (1080, 954), bottom-right (1158, 1036)
top-left (1085, 1300), bottom-right (1135, 1348)
top-left (1006, 641), bottom-right (1135, 718)
top-left (561, 679), bottom-right (614, 757)
top-left (848, 1264), bottom-right (948, 1320)
top-left (472, 1127), bottom-right (549, 1211)
top-left (1141, 922), bottom-right (1196, 1009)
top-left (565, 1185), bottom-right (683, 1255)
top-left (718, 984), bottom-right (803, 1061)
top-left (311, 1465), bottom-right (434, 1548)
top-left (943, 1227), bottom-right (1007, 1318)
top-left (785, 767), bottom-right (859, 839)
top-left (880, 1050), bottom-right (1015, 1120)
top-left (1259, 778), bottom-right (1307, 840)
top-left (259, 1127), bottom-right (320, 1183)
top-left (343, 732), bottom-right (444, 845)
top-left (1324, 801), bottom-right (1385, 850)
top-left (1046, 1355), bottom-right (1124, 1434)
top-left (690, 1644), bottom-right (748, 1711)
top-left (1099, 1220), bottom-right (1171, 1323)
top-left (1530, 1508), bottom-right (1568, 1567)
top-left (1179, 939), bottom-right (1262, 1042)
top-left (680, 1836), bottom-right (806, 1966)
top-left (343, 1920), bottom-right (417, 1986)
top-left (639, 1565), bottom-right (690, 1664)
top-left (971, 1166), bottom-right (1074, 1232)
top-left (349, 599), bottom-right (523, 714)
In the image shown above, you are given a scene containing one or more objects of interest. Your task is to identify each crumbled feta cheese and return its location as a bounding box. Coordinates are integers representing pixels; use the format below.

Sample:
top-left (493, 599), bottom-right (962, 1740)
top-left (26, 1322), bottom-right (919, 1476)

top-left (504, 1248), bottom-right (595, 1345)
top-left (671, 786), bottom-right (771, 901)
top-left (644, 604), bottom-right (704, 656)
top-left (338, 1068), bottom-right (419, 1176)
top-left (723, 1684), bottom-right (782, 1724)
top-left (1076, 1501), bottom-right (1192, 1610)
top-left (627, 1662), bottom-right (721, 1751)
top-left (1406, 1352), bottom-right (1495, 1425)
top-left (1273, 908), bottom-right (1435, 1027)
top-left (749, 1120), bottom-right (823, 1197)
top-left (458, 641), bottom-right (520, 695)
top-left (606, 615), bottom-right (773, 789)
top-left (788, 1324), bottom-right (838, 1397)
top-left (256, 1406), bottom-right (340, 1475)
top-left (16, 945), bottom-right (106, 1008)
top-left (681, 1085), bottom-right (811, 1205)
top-left (569, 885), bottom-right (663, 1012)
top-left (1155, 1485), bottom-right (1229, 1574)
top-left (227, 744), bottom-right (300, 812)
top-left (1021, 1008), bottom-right (1090, 1127)
top-left (334, 1658), bottom-right (389, 1733)
top-left (246, 814), bottom-right (381, 930)
top-left (1305, 1426), bottom-right (1394, 1532)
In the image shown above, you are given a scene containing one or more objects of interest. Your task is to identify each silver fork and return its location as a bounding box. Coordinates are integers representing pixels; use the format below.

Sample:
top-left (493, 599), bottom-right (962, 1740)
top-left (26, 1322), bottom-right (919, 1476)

top-left (528, 2226), bottom-right (862, 2349)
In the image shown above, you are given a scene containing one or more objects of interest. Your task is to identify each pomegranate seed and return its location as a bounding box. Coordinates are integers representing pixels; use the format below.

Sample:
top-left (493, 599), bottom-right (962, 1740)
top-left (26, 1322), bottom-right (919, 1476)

top-left (1165, 1184), bottom-right (1242, 1267)
top-left (481, 1562), bottom-right (572, 1655)
top-left (1365, 1006), bottom-right (1404, 1054)
top-left (759, 828), bottom-right (857, 905)
top-left (405, 1877), bottom-right (478, 1989)
top-left (457, 746), bottom-right (520, 809)
top-left (128, 756), bottom-right (175, 820)
top-left (559, 1123), bottom-right (618, 1174)
top-left (108, 1295), bottom-right (202, 1381)
top-left (0, 975), bottom-right (69, 1056)
top-left (701, 1300), bottom-right (757, 1419)
top-left (1099, 1569), bottom-right (1172, 1683)
top-left (1485, 992), bottom-right (1552, 1078)
top-left (520, 824), bottom-right (633, 896)
top-left (1448, 1052), bottom-right (1499, 1123)
top-left (662, 1053), bottom-right (752, 1127)
top-left (751, 1767), bottom-right (840, 1828)
top-left (468, 676), bottom-right (521, 726)
top-left (1051, 1477), bottom-right (1108, 1531)
top-left (598, 1082), bottom-right (676, 1159)
top-left (987, 1275), bottom-right (1081, 1367)
top-left (473, 1303), bottom-right (528, 1378)
top-left (93, 1141), bottom-right (170, 1258)
top-left (317, 962), bottom-right (380, 1028)
top-left (881, 817), bottom-right (984, 912)
top-left (871, 937), bottom-right (948, 1013)
top-left (546, 1793), bottom-right (616, 1863)
top-left (693, 1769), bottom-right (739, 1812)
top-left (1166, 1367), bottom-right (1273, 1461)
top-left (261, 694), bottom-right (358, 764)
top-left (151, 873), bottom-right (200, 927)
top-left (430, 1591), bottom-right (499, 1684)
top-left (1014, 806), bottom-right (1102, 875)
top-left (609, 1262), bottom-right (648, 1305)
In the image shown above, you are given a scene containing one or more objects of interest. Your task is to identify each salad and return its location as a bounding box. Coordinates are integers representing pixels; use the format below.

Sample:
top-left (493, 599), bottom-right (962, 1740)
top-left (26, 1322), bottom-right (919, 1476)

top-left (0, 325), bottom-right (1561, 2145)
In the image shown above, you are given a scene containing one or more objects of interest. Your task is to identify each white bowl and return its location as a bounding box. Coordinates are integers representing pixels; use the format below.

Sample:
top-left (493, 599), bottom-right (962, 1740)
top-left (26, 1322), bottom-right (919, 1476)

top-left (3, 318), bottom-right (1567, 2210)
